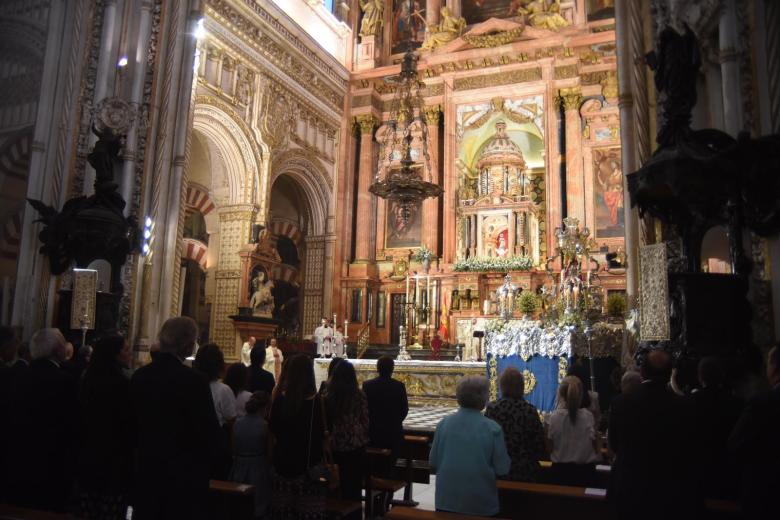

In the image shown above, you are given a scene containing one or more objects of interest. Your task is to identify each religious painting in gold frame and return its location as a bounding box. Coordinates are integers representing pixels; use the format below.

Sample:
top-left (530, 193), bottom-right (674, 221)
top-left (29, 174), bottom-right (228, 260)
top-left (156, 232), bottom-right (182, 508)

top-left (391, 0), bottom-right (425, 54)
top-left (461, 0), bottom-right (516, 25)
top-left (385, 199), bottom-right (422, 249)
top-left (593, 147), bottom-right (624, 239)
top-left (376, 291), bottom-right (387, 328)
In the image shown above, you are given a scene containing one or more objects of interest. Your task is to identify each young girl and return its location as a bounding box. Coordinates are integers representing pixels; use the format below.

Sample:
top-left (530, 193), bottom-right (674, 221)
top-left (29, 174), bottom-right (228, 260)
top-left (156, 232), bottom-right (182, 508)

top-left (230, 391), bottom-right (272, 519)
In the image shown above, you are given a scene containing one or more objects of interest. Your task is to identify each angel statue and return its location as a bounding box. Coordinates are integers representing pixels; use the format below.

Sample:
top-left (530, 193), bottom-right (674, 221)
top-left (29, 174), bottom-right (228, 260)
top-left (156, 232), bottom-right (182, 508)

top-left (519, 0), bottom-right (569, 31)
top-left (249, 271), bottom-right (275, 317)
top-left (421, 7), bottom-right (466, 51)
top-left (359, 0), bottom-right (384, 38)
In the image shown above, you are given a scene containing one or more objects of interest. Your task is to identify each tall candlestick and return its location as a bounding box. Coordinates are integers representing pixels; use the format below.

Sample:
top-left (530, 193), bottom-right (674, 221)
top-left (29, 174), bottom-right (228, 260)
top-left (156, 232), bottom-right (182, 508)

top-left (406, 274), bottom-right (410, 302)
top-left (427, 275), bottom-right (432, 326)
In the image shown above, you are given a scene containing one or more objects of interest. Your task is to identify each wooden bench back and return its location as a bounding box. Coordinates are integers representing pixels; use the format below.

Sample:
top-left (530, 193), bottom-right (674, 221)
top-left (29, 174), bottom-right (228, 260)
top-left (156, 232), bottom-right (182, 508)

top-left (387, 506), bottom-right (509, 520)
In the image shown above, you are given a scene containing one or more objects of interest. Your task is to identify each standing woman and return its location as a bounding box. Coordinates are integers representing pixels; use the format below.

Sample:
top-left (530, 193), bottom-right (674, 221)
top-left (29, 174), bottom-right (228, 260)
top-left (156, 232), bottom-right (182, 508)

top-left (194, 343), bottom-right (237, 479)
top-left (78, 335), bottom-right (135, 519)
top-left (545, 376), bottom-right (600, 487)
top-left (324, 362), bottom-right (369, 516)
top-left (485, 367), bottom-right (545, 482)
top-left (269, 354), bottom-right (326, 519)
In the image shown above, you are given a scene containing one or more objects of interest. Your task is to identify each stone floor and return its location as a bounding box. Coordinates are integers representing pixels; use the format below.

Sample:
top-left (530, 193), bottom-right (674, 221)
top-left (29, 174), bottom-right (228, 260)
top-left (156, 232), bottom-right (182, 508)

top-left (392, 474), bottom-right (437, 511)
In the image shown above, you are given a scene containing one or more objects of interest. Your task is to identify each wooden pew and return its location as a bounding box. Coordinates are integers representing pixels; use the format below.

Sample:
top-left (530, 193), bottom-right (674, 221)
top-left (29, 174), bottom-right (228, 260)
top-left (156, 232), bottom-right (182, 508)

top-left (387, 506), bottom-right (509, 520)
top-left (497, 480), bottom-right (614, 519)
top-left (208, 479), bottom-right (254, 520)
top-left (365, 447), bottom-right (406, 518)
top-left (324, 498), bottom-right (363, 519)
top-left (0, 505), bottom-right (76, 520)
top-left (394, 434), bottom-right (432, 506)
top-left (497, 480), bottom-right (741, 520)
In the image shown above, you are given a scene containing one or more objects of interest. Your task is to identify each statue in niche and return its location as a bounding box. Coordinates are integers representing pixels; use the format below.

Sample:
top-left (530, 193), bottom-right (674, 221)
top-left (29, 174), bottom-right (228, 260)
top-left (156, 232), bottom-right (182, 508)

top-left (495, 231), bottom-right (509, 257)
top-left (451, 289), bottom-right (460, 310)
top-left (421, 7), bottom-right (467, 51)
top-left (249, 270), bottom-right (274, 317)
top-left (518, 0), bottom-right (569, 31)
top-left (359, 0), bottom-right (384, 37)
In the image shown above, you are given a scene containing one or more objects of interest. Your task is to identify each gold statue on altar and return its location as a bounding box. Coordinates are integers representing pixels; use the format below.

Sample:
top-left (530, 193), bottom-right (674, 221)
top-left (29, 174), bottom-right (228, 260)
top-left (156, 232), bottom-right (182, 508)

top-left (421, 7), bottom-right (467, 51)
top-left (359, 0), bottom-right (384, 37)
top-left (518, 0), bottom-right (569, 31)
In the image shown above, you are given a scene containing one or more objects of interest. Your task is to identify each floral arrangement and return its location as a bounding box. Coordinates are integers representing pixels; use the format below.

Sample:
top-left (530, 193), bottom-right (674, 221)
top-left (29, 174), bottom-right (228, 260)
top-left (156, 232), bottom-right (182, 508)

top-left (412, 245), bottom-right (435, 263)
top-left (607, 292), bottom-right (627, 318)
top-left (518, 291), bottom-right (539, 314)
top-left (453, 256), bottom-right (534, 272)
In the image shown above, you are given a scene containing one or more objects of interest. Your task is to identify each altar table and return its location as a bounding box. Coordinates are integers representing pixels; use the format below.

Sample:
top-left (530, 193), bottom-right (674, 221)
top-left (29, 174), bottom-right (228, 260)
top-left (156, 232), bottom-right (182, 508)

top-left (314, 358), bottom-right (485, 406)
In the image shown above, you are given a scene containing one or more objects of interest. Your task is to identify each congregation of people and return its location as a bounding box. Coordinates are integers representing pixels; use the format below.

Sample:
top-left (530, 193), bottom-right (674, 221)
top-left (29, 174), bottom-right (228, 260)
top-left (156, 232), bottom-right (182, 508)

top-left (1, 319), bottom-right (778, 519)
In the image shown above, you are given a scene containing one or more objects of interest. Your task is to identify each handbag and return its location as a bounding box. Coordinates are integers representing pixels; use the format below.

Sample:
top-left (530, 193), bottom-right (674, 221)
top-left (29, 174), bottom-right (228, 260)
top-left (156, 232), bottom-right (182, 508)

top-left (305, 394), bottom-right (340, 492)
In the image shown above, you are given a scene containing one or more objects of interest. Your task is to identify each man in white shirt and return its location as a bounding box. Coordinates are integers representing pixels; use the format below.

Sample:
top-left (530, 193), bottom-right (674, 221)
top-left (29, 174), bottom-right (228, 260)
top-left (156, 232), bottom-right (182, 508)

top-left (313, 318), bottom-right (333, 358)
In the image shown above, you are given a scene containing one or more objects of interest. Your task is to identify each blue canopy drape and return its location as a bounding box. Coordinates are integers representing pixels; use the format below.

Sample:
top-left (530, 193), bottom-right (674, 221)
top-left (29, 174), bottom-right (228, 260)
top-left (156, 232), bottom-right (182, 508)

top-left (487, 353), bottom-right (570, 412)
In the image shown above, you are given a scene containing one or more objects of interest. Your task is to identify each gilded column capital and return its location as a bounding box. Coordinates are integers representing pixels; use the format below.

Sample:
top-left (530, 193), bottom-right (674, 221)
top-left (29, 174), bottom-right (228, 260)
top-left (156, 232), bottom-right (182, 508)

top-left (423, 105), bottom-right (442, 125)
top-left (557, 87), bottom-right (582, 112)
top-left (354, 114), bottom-right (378, 134)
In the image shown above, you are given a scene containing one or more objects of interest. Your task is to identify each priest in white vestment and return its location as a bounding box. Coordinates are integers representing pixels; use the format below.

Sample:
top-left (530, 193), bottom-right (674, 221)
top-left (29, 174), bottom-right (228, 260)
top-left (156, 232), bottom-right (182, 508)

top-left (313, 318), bottom-right (334, 357)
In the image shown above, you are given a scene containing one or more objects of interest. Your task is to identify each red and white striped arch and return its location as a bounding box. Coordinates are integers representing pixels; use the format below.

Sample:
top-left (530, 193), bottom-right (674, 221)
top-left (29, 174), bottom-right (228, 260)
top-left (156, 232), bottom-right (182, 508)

top-left (182, 238), bottom-right (208, 270)
top-left (0, 131), bottom-right (31, 184)
top-left (185, 183), bottom-right (215, 215)
top-left (0, 210), bottom-right (22, 260)
top-left (269, 220), bottom-right (302, 246)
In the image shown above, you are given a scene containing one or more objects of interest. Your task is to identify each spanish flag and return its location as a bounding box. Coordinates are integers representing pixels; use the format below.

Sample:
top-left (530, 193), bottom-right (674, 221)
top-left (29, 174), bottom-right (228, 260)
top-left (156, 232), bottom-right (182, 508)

top-left (438, 296), bottom-right (449, 342)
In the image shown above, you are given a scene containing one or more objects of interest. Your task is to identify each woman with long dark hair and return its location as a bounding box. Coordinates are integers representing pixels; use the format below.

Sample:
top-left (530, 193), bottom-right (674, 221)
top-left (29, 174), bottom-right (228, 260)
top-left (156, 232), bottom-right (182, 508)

top-left (268, 354), bottom-right (325, 519)
top-left (324, 361), bottom-right (368, 517)
top-left (78, 335), bottom-right (135, 519)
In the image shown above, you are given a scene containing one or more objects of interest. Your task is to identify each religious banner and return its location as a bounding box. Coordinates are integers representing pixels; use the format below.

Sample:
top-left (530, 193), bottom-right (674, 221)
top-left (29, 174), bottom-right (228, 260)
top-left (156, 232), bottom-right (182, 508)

top-left (593, 147), bottom-right (625, 238)
top-left (70, 268), bottom-right (97, 330)
top-left (386, 199), bottom-right (422, 249)
top-left (391, 0), bottom-right (425, 54)
top-left (639, 243), bottom-right (670, 340)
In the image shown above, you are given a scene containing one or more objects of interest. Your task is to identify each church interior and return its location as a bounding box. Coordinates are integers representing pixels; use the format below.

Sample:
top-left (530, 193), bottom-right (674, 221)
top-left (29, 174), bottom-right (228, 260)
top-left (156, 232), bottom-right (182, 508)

top-left (1, 0), bottom-right (779, 518)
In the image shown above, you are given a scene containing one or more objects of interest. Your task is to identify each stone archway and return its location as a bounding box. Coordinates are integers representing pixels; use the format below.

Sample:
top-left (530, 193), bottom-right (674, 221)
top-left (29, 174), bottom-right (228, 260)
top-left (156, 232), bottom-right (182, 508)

top-left (188, 101), bottom-right (264, 358)
top-left (270, 149), bottom-right (333, 337)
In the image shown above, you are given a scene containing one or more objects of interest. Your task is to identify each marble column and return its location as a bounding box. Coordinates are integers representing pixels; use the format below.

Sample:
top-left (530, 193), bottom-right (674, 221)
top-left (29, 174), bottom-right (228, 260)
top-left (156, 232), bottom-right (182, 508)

top-left (615, 0), bottom-right (641, 302)
top-left (719, 0), bottom-right (743, 136)
top-left (210, 205), bottom-right (256, 360)
top-left (427, 0), bottom-right (442, 29)
top-left (559, 87), bottom-right (585, 224)
top-left (354, 114), bottom-right (378, 262)
top-left (422, 105), bottom-right (441, 254)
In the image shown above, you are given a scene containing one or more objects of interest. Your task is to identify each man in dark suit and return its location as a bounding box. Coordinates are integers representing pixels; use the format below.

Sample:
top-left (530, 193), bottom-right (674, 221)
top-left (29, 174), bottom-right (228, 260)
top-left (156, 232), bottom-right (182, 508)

top-left (247, 343), bottom-right (275, 394)
top-left (608, 349), bottom-right (697, 519)
top-left (130, 317), bottom-right (221, 520)
top-left (730, 345), bottom-right (780, 519)
top-left (362, 356), bottom-right (409, 468)
top-left (693, 356), bottom-right (742, 499)
top-left (4, 328), bottom-right (78, 511)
